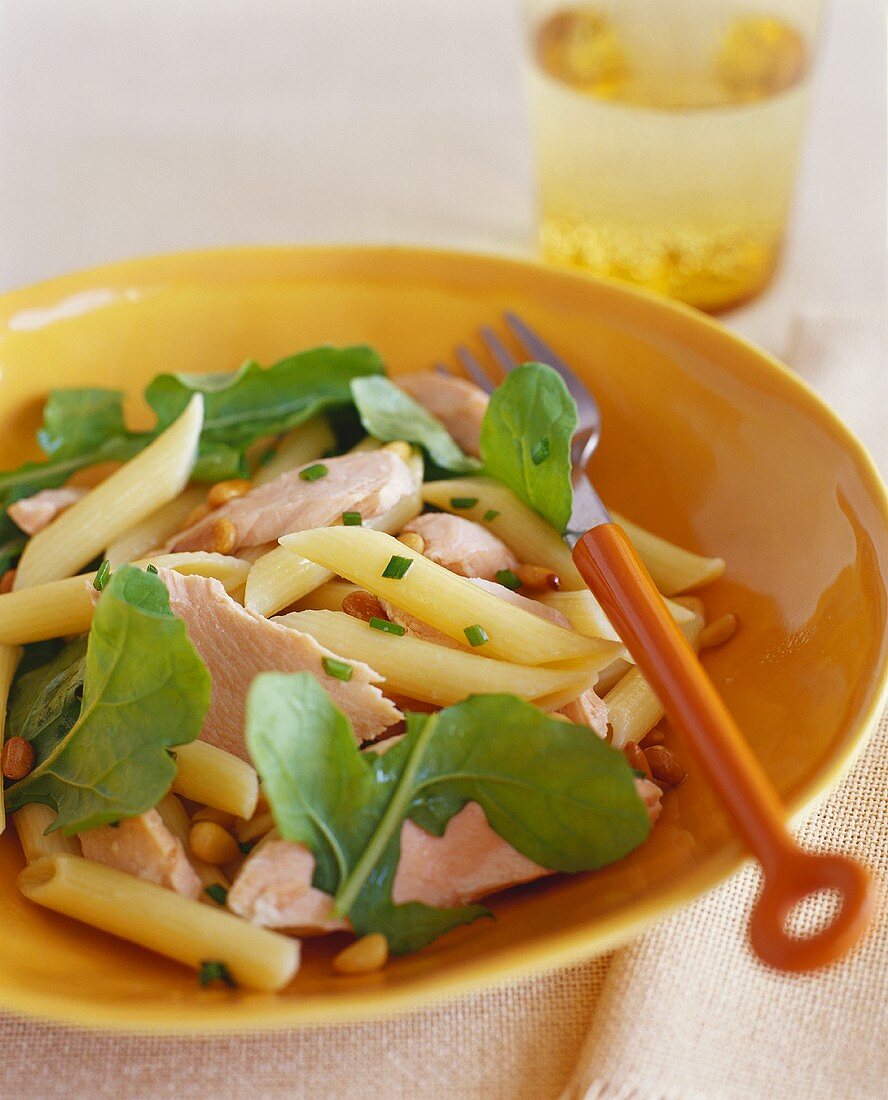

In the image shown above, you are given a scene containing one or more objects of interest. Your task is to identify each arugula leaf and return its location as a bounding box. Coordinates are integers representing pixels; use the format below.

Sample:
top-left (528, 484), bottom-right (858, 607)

top-left (146, 346), bottom-right (385, 480)
top-left (351, 376), bottom-right (480, 474)
top-left (480, 363), bottom-right (578, 532)
top-left (5, 565), bottom-right (211, 834)
top-left (6, 636), bottom-right (87, 760)
top-left (37, 389), bottom-right (127, 460)
top-left (247, 677), bottom-right (650, 954)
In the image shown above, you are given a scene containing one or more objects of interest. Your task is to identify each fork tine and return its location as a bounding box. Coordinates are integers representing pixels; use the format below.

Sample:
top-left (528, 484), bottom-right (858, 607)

top-left (456, 345), bottom-right (496, 394)
top-left (478, 326), bottom-right (519, 375)
top-left (503, 311), bottom-right (591, 408)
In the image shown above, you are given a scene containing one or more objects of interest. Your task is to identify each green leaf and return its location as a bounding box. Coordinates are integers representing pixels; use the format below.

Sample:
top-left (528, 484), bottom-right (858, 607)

top-left (351, 375), bottom-right (480, 474)
top-left (480, 363), bottom-right (578, 532)
top-left (37, 389), bottom-right (127, 460)
top-left (6, 635), bottom-right (87, 760)
top-left (247, 679), bottom-right (650, 955)
top-left (146, 346), bottom-right (385, 480)
top-left (5, 565), bottom-right (211, 834)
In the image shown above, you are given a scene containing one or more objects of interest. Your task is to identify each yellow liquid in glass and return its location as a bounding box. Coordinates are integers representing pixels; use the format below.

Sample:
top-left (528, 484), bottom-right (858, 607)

top-left (529, 6), bottom-right (811, 310)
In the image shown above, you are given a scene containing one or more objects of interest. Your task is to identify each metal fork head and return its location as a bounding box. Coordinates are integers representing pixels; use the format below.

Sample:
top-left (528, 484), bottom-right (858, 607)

top-left (450, 312), bottom-right (603, 471)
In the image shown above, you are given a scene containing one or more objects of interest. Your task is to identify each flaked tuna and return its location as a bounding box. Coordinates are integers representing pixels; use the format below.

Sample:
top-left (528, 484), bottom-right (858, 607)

top-left (396, 371), bottom-right (488, 457)
top-left (559, 688), bottom-right (609, 738)
top-left (161, 569), bottom-right (401, 755)
top-left (166, 450), bottom-right (415, 553)
top-left (9, 487), bottom-right (87, 535)
top-left (79, 809), bottom-right (201, 898)
top-left (401, 513), bottom-right (518, 581)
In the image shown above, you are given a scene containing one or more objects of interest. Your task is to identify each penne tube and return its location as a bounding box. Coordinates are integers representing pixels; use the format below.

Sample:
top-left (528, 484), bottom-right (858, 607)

top-left (605, 610), bottom-right (704, 748)
top-left (595, 658), bottom-right (632, 696)
top-left (0, 644), bottom-right (22, 834)
top-left (252, 417), bottom-right (336, 486)
top-left (172, 741), bottom-right (259, 821)
top-left (538, 589), bottom-right (695, 648)
top-left (279, 528), bottom-right (618, 667)
top-left (421, 477), bottom-right (583, 588)
top-left (15, 395), bottom-right (204, 589)
top-left (235, 811), bottom-right (276, 846)
top-left (276, 610), bottom-right (601, 706)
top-left (0, 552), bottom-right (250, 646)
top-left (155, 793), bottom-right (229, 902)
top-left (295, 580), bottom-right (361, 612)
top-left (610, 513), bottom-right (725, 595)
top-left (13, 804), bottom-right (80, 862)
top-left (18, 854), bottom-right (300, 992)
top-left (104, 487), bottom-right (206, 566)
top-left (245, 484), bottom-right (424, 617)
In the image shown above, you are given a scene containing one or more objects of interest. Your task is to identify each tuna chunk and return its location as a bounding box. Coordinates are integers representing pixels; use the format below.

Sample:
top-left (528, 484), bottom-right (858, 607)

top-left (635, 777), bottom-right (663, 823)
top-left (161, 569), bottom-right (401, 755)
top-left (9, 486), bottom-right (87, 535)
top-left (227, 835), bottom-right (348, 933)
top-left (559, 688), bottom-right (609, 738)
top-left (79, 809), bottom-right (201, 898)
top-left (165, 450), bottom-right (415, 553)
top-left (396, 371), bottom-right (488, 457)
top-left (402, 513), bottom-right (518, 580)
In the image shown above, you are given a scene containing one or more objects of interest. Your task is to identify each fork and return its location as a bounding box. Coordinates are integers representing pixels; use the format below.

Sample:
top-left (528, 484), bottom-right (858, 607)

top-left (443, 311), bottom-right (872, 973)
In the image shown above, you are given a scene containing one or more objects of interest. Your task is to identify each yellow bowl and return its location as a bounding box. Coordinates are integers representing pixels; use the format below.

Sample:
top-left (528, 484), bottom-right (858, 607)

top-left (0, 247), bottom-right (886, 1031)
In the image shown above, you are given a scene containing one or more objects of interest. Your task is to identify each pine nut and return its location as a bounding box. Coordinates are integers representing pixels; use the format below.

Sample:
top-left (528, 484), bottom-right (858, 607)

top-left (333, 932), bottom-right (389, 974)
top-left (0, 569), bottom-right (15, 594)
top-left (192, 807), bottom-right (237, 828)
top-left (397, 532), bottom-right (425, 554)
top-left (624, 740), bottom-right (652, 780)
top-left (644, 745), bottom-right (686, 787)
top-left (2, 737), bottom-right (36, 780)
top-left (641, 728), bottom-right (666, 747)
top-left (516, 564), bottom-right (560, 591)
top-left (383, 440), bottom-right (413, 461)
top-left (173, 517), bottom-right (239, 555)
top-left (206, 479), bottom-right (252, 508)
top-left (189, 821), bottom-right (240, 864)
top-left (699, 612), bottom-right (738, 650)
top-left (342, 590), bottom-right (385, 623)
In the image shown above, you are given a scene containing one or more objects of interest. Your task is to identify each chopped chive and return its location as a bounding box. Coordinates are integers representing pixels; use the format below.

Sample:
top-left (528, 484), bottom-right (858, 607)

top-left (483, 509), bottom-right (500, 522)
top-left (204, 883), bottom-right (228, 906)
top-left (342, 511), bottom-right (363, 526)
top-left (450, 497), bottom-right (478, 510)
top-left (531, 438), bottom-right (550, 465)
top-left (256, 445), bottom-right (277, 469)
top-left (464, 624), bottom-right (489, 647)
top-left (369, 616), bottom-right (406, 636)
top-left (322, 656), bottom-right (353, 682)
top-left (145, 563), bottom-right (158, 575)
top-left (238, 838), bottom-right (257, 855)
top-left (93, 560), bottom-right (111, 591)
top-left (198, 960), bottom-right (237, 988)
top-left (299, 463), bottom-right (329, 482)
top-left (495, 568), bottom-right (521, 591)
top-left (382, 554), bottom-right (413, 580)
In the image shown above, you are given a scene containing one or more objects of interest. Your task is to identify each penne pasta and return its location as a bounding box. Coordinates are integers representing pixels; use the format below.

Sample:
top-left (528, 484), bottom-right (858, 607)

top-left (104, 486), bottom-right (206, 566)
top-left (0, 644), bottom-right (21, 834)
top-left (279, 528), bottom-right (619, 667)
top-left (14, 395), bottom-right (204, 589)
top-left (295, 580), bottom-right (361, 612)
top-left (538, 589), bottom-right (695, 648)
top-left (276, 609), bottom-right (602, 706)
top-left (235, 811), bottom-right (276, 846)
top-left (244, 482), bottom-right (424, 617)
top-left (421, 477), bottom-right (584, 588)
top-left (0, 552), bottom-right (250, 646)
top-left (17, 854), bottom-right (300, 992)
top-left (610, 512), bottom-right (725, 595)
top-left (155, 793), bottom-right (229, 902)
top-left (13, 804), bottom-right (80, 862)
top-left (172, 741), bottom-right (259, 821)
top-left (606, 609), bottom-right (704, 748)
top-left (252, 417), bottom-right (337, 486)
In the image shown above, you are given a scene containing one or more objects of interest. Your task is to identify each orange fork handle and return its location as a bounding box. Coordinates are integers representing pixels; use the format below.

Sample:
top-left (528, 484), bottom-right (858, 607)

top-left (573, 522), bottom-right (873, 972)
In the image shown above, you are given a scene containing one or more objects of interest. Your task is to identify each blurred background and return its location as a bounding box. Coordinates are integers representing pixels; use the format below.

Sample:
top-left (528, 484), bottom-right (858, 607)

top-left (0, 0), bottom-right (884, 397)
